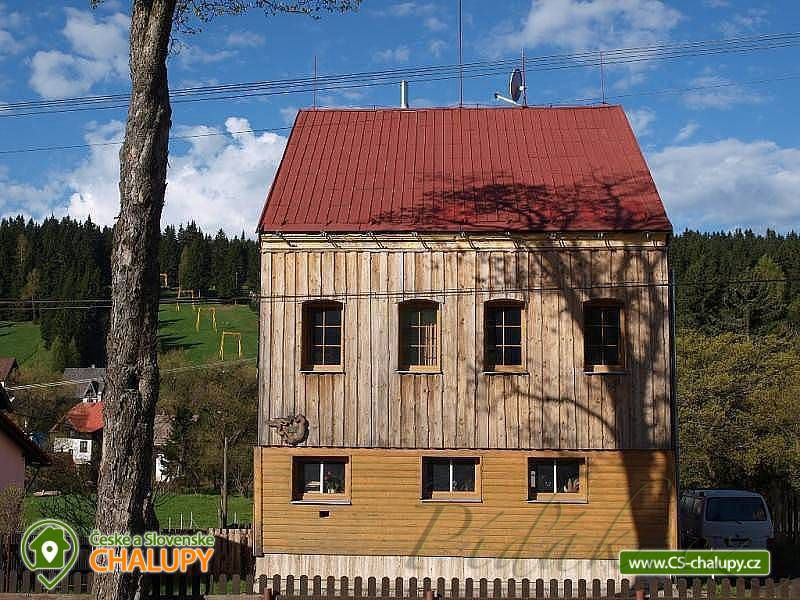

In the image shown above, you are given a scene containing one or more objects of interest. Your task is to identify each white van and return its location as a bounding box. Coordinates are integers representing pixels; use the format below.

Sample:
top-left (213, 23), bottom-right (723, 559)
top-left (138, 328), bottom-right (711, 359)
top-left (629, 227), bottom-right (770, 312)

top-left (679, 489), bottom-right (773, 549)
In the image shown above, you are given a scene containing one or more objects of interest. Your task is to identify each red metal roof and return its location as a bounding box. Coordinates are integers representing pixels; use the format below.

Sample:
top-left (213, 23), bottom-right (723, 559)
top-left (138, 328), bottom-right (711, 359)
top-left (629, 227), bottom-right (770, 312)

top-left (258, 105), bottom-right (671, 233)
top-left (63, 401), bottom-right (104, 433)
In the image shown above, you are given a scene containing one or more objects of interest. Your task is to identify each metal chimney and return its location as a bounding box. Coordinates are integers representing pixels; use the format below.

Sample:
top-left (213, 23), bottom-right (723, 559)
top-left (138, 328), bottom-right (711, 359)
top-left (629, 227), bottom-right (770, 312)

top-left (400, 80), bottom-right (409, 109)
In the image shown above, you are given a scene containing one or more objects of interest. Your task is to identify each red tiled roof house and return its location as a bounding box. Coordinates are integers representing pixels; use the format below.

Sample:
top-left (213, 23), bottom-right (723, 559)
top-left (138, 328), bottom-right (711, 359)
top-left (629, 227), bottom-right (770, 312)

top-left (254, 106), bottom-right (676, 581)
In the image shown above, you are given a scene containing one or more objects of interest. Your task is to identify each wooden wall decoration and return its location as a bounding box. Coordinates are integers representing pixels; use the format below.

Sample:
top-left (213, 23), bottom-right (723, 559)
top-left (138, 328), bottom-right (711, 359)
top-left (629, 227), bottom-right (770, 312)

top-left (267, 415), bottom-right (310, 446)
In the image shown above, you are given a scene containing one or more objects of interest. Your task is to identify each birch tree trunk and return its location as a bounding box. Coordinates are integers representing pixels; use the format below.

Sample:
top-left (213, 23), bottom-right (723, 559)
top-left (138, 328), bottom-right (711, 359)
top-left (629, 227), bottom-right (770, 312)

top-left (94, 1), bottom-right (176, 599)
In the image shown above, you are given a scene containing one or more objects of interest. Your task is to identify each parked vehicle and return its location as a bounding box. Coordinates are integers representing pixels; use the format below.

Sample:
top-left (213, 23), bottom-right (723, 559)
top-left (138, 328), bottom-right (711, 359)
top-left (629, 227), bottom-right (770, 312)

top-left (680, 489), bottom-right (773, 549)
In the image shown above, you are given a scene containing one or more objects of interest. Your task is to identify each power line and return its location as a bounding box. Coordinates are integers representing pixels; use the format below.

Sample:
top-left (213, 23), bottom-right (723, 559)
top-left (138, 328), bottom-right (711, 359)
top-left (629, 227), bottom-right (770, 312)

top-left (4, 357), bottom-right (257, 391)
top-left (1, 70), bottom-right (798, 157)
top-left (0, 32), bottom-right (797, 119)
top-left (1, 277), bottom-right (797, 310)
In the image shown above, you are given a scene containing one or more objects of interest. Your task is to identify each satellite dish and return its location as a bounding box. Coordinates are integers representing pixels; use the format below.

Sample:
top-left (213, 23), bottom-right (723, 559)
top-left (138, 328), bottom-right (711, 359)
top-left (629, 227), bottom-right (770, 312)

top-left (509, 68), bottom-right (524, 102)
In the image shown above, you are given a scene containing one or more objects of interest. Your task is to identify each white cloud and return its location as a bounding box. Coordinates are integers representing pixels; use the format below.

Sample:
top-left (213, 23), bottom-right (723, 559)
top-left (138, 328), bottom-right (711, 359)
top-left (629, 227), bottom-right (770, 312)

top-left (627, 108), bottom-right (655, 138)
top-left (280, 106), bottom-right (299, 125)
top-left (29, 8), bottom-right (129, 98)
top-left (424, 16), bottom-right (447, 31)
top-left (429, 39), bottom-right (446, 58)
top-left (718, 8), bottom-right (768, 37)
top-left (29, 50), bottom-right (110, 97)
top-left (674, 121), bottom-right (699, 143)
top-left (683, 75), bottom-right (763, 110)
top-left (0, 3), bottom-right (24, 57)
top-left (0, 29), bottom-right (22, 55)
top-left (375, 2), bottom-right (435, 17)
top-left (63, 117), bottom-right (288, 235)
top-left (226, 31), bottom-right (266, 48)
top-left (176, 44), bottom-right (236, 67)
top-left (648, 139), bottom-right (800, 231)
top-left (374, 46), bottom-right (410, 63)
top-left (496, 0), bottom-right (681, 52)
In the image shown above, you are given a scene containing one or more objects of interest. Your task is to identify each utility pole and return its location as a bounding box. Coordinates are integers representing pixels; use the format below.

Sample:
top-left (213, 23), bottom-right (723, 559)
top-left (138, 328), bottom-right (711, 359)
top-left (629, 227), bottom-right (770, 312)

top-left (220, 435), bottom-right (228, 528)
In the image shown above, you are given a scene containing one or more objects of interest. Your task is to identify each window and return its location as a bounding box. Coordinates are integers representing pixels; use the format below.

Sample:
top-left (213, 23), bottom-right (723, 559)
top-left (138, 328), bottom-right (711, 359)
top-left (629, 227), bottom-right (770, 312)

top-left (399, 301), bottom-right (439, 371)
top-left (705, 498), bottom-right (767, 522)
top-left (584, 300), bottom-right (623, 370)
top-left (421, 457), bottom-right (481, 500)
top-left (302, 302), bottom-right (343, 371)
top-left (485, 301), bottom-right (524, 371)
top-left (79, 440), bottom-right (88, 453)
top-left (292, 457), bottom-right (349, 502)
top-left (528, 458), bottom-right (586, 501)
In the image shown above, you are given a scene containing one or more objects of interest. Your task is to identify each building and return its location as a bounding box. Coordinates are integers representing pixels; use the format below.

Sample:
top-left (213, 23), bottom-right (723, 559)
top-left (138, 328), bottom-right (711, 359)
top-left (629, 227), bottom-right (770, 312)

top-left (253, 106), bottom-right (676, 581)
top-left (50, 400), bottom-right (103, 464)
top-left (51, 399), bottom-right (172, 481)
top-left (63, 366), bottom-right (106, 403)
top-left (0, 357), bottom-right (19, 387)
top-left (0, 384), bottom-right (50, 491)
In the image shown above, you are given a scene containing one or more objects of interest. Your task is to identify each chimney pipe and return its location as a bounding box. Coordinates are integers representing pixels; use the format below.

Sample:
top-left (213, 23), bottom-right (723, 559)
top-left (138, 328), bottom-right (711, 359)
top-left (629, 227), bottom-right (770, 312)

top-left (400, 80), bottom-right (409, 109)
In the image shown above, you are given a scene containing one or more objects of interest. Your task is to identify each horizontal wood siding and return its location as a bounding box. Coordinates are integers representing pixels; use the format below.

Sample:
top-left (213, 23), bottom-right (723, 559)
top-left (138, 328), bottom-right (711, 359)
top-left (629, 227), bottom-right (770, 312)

top-left (259, 246), bottom-right (671, 450)
top-left (257, 447), bottom-right (676, 559)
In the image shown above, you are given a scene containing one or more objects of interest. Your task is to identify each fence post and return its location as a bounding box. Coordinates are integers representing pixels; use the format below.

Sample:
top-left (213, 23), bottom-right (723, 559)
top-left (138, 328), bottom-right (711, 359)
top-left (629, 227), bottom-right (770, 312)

top-left (464, 577), bottom-right (473, 599)
top-left (677, 578), bottom-right (687, 599)
top-left (620, 579), bottom-right (630, 599)
top-left (436, 577), bottom-right (445, 599)
top-left (313, 575), bottom-right (322, 596)
top-left (493, 578), bottom-right (502, 599)
top-left (409, 576), bottom-right (418, 598)
top-left (367, 576), bottom-right (377, 597)
top-left (605, 579), bottom-right (614, 600)
top-left (479, 578), bottom-right (488, 599)
top-left (341, 576), bottom-right (350, 598)
top-left (507, 578), bottom-right (516, 599)
top-left (534, 578), bottom-right (543, 598)
top-left (380, 577), bottom-right (390, 597)
top-left (300, 574), bottom-right (309, 596)
top-left (354, 576), bottom-right (363, 598)
top-left (395, 577), bottom-right (404, 599)
top-left (549, 579), bottom-right (558, 599)
top-left (327, 575), bottom-right (336, 598)
top-left (591, 579), bottom-right (600, 598)
top-left (286, 574), bottom-right (295, 596)
top-left (577, 578), bottom-right (586, 599)
top-left (520, 578), bottom-right (530, 599)
top-left (450, 577), bottom-right (459, 600)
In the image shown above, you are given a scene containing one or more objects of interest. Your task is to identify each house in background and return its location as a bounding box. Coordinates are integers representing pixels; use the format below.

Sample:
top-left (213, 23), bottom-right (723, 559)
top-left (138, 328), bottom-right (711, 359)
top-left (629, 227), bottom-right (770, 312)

top-left (50, 400), bottom-right (173, 482)
top-left (253, 106), bottom-right (677, 581)
top-left (64, 366), bottom-right (106, 403)
top-left (50, 400), bottom-right (103, 464)
top-left (0, 357), bottom-right (19, 387)
top-left (1, 384), bottom-right (50, 491)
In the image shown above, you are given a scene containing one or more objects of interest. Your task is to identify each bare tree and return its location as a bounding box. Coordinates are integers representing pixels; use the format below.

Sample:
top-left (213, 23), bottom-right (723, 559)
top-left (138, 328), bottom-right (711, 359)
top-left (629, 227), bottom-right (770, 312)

top-left (93, 2), bottom-right (359, 599)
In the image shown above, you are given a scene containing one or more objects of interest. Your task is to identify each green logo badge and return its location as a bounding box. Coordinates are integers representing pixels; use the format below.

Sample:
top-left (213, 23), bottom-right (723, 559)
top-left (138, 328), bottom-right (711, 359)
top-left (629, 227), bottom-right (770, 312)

top-left (20, 519), bottom-right (80, 591)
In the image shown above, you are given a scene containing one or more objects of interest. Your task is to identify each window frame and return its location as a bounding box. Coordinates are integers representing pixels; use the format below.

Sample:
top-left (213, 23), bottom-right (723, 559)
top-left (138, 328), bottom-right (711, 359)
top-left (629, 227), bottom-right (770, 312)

top-left (483, 299), bottom-right (526, 373)
top-left (527, 455), bottom-right (588, 504)
top-left (398, 299), bottom-right (441, 373)
top-left (420, 456), bottom-right (482, 502)
top-left (291, 456), bottom-right (351, 504)
top-left (301, 300), bottom-right (344, 373)
top-left (583, 299), bottom-right (625, 373)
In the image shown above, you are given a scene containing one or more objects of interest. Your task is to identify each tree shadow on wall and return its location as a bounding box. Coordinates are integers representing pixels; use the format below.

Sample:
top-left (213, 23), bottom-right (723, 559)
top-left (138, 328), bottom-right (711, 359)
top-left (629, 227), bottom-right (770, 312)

top-left (373, 170), bottom-right (674, 562)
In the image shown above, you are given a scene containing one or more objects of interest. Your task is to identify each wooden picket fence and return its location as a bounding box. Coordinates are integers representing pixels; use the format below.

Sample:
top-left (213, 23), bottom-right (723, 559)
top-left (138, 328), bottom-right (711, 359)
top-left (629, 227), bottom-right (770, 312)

top-left (1, 572), bottom-right (799, 599)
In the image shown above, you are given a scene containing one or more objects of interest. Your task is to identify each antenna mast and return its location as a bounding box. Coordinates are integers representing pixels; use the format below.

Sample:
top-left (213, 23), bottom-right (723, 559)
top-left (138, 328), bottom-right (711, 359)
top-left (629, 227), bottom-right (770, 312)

top-left (521, 47), bottom-right (527, 106)
top-left (313, 55), bottom-right (318, 109)
top-left (458, 0), bottom-right (463, 106)
top-left (599, 50), bottom-right (606, 104)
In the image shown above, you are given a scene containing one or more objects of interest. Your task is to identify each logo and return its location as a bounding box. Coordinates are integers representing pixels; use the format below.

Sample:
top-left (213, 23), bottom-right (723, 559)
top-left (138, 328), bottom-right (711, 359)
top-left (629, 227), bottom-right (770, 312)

top-left (20, 519), bottom-right (80, 591)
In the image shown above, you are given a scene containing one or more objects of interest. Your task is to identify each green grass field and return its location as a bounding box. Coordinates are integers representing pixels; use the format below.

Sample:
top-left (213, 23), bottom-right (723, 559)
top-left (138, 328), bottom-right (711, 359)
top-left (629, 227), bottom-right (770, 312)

top-left (24, 494), bottom-right (253, 530)
top-left (0, 303), bottom-right (257, 367)
top-left (158, 303), bottom-right (258, 364)
top-left (0, 320), bottom-right (51, 366)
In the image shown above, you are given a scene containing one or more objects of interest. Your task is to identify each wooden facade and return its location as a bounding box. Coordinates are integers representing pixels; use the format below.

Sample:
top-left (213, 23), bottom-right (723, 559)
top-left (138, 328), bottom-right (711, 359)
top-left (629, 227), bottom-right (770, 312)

top-left (257, 235), bottom-right (672, 452)
top-left (256, 447), bottom-right (676, 558)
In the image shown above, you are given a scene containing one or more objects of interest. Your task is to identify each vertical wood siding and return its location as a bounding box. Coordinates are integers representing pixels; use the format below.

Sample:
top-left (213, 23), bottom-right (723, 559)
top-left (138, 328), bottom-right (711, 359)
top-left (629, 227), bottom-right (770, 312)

top-left (259, 246), bottom-right (671, 450)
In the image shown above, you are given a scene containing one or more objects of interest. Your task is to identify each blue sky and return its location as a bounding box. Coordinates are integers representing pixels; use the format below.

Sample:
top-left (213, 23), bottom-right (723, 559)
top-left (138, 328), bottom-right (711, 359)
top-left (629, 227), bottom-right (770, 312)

top-left (0, 0), bottom-right (798, 235)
